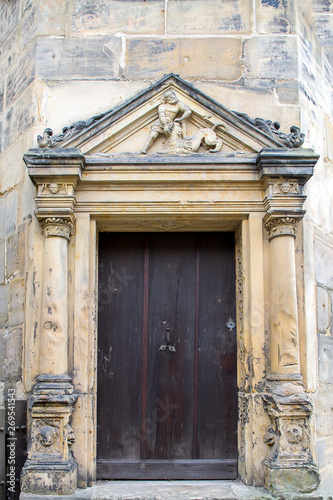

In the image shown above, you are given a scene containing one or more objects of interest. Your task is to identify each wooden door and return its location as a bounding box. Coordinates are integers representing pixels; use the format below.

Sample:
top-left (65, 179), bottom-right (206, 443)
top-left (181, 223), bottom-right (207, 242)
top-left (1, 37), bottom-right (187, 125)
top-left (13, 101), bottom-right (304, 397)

top-left (97, 232), bottom-right (237, 479)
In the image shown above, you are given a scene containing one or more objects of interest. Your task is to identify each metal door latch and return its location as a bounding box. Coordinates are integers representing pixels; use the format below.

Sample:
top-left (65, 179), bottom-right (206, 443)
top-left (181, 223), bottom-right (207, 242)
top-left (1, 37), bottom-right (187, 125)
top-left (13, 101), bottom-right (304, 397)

top-left (159, 328), bottom-right (176, 352)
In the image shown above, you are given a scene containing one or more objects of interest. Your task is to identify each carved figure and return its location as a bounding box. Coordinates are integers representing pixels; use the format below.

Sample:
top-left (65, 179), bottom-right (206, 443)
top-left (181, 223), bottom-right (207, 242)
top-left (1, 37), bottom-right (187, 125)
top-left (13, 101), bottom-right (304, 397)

top-left (264, 424), bottom-right (277, 446)
top-left (141, 91), bottom-right (192, 153)
top-left (37, 128), bottom-right (54, 148)
top-left (64, 424), bottom-right (76, 445)
top-left (160, 121), bottom-right (223, 154)
top-left (37, 425), bottom-right (57, 447)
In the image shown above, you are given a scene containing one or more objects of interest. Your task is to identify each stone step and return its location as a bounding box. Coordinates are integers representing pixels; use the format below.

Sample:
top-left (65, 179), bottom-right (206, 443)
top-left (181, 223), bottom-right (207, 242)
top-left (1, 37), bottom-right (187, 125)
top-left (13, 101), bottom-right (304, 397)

top-left (19, 480), bottom-right (330, 500)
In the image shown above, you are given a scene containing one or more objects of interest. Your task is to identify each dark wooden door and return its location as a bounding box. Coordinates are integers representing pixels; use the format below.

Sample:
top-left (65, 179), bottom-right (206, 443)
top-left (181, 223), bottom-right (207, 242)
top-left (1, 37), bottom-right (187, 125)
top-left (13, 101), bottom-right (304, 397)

top-left (97, 232), bottom-right (237, 479)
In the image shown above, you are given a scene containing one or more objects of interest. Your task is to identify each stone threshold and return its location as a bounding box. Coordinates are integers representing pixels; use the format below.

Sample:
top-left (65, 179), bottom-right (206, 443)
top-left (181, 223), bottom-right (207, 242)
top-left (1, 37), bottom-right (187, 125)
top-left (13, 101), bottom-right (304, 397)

top-left (20, 479), bottom-right (331, 500)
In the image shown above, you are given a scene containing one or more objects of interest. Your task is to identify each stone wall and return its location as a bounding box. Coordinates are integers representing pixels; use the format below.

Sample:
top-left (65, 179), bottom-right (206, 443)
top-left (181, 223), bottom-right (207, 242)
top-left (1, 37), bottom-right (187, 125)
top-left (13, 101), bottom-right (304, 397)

top-left (0, 0), bottom-right (333, 488)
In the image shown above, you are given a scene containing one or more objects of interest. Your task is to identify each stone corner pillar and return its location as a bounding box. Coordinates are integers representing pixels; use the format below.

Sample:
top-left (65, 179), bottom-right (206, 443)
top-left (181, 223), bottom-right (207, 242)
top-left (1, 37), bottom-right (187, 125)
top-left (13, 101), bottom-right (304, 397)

top-left (262, 211), bottom-right (319, 495)
top-left (21, 149), bottom-right (84, 495)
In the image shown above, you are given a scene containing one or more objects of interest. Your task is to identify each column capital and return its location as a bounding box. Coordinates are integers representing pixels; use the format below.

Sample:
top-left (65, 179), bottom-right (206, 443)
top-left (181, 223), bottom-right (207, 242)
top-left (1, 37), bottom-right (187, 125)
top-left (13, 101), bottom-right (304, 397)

top-left (263, 212), bottom-right (304, 240)
top-left (37, 213), bottom-right (76, 240)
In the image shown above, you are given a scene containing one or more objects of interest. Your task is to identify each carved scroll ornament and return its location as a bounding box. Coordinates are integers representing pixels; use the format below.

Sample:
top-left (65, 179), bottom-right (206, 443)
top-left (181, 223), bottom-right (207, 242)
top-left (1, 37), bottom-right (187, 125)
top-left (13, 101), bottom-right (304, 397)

top-left (37, 111), bottom-right (108, 148)
top-left (234, 113), bottom-right (305, 149)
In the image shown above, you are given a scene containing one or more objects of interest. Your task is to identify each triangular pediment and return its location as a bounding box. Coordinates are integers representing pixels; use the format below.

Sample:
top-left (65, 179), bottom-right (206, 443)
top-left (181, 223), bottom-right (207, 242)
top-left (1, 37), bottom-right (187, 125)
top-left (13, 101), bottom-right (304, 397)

top-left (38, 74), bottom-right (304, 155)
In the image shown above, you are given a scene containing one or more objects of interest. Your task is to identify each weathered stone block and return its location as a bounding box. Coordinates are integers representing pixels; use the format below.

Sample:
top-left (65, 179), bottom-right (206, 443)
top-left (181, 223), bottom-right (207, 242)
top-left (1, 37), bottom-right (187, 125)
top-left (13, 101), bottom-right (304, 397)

top-left (72, 0), bottom-right (165, 34)
top-left (325, 114), bottom-right (333, 163)
top-left (0, 330), bottom-right (5, 380)
top-left (2, 190), bottom-right (18, 239)
top-left (35, 0), bottom-right (67, 37)
top-left (316, 387), bottom-right (333, 437)
top-left (0, 137), bottom-right (25, 194)
top-left (244, 36), bottom-right (298, 79)
top-left (6, 227), bottom-right (26, 281)
top-left (0, 239), bottom-right (4, 284)
top-left (314, 237), bottom-right (333, 289)
top-left (0, 284), bottom-right (9, 329)
top-left (317, 286), bottom-right (330, 333)
top-left (35, 36), bottom-right (122, 80)
top-left (2, 87), bottom-right (35, 153)
top-left (316, 14), bottom-right (333, 46)
top-left (312, 0), bottom-right (333, 12)
top-left (264, 464), bottom-right (320, 495)
top-left (318, 335), bottom-right (333, 384)
top-left (0, 79), bottom-right (3, 114)
top-left (167, 0), bottom-right (253, 34)
top-left (5, 327), bottom-right (22, 382)
top-left (6, 45), bottom-right (35, 107)
top-left (276, 79), bottom-right (299, 105)
top-left (255, 0), bottom-right (296, 34)
top-left (125, 38), bottom-right (242, 80)
top-left (0, 0), bottom-right (20, 46)
top-left (9, 278), bottom-right (25, 328)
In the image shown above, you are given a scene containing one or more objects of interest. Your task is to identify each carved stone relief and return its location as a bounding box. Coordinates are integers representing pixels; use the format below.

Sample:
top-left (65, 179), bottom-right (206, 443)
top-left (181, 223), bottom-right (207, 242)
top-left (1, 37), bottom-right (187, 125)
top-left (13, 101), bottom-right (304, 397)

top-left (35, 75), bottom-right (306, 153)
top-left (263, 392), bottom-right (319, 494)
top-left (40, 183), bottom-right (68, 196)
top-left (236, 230), bottom-right (247, 391)
top-left (137, 220), bottom-right (180, 230)
top-left (273, 181), bottom-right (299, 196)
top-left (34, 418), bottom-right (61, 455)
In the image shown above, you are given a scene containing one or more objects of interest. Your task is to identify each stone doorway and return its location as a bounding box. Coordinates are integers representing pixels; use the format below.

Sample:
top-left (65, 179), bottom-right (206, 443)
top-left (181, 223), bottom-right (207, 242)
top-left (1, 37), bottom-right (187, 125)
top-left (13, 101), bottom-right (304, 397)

top-left (97, 232), bottom-right (238, 479)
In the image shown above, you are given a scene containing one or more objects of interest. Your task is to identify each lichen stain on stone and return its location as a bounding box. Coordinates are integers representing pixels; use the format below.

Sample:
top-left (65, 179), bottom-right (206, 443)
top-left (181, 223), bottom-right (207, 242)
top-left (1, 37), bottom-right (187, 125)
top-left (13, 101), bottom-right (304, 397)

top-left (262, 0), bottom-right (280, 7)
top-left (269, 16), bottom-right (291, 33)
top-left (32, 271), bottom-right (38, 296)
top-left (218, 14), bottom-right (243, 31)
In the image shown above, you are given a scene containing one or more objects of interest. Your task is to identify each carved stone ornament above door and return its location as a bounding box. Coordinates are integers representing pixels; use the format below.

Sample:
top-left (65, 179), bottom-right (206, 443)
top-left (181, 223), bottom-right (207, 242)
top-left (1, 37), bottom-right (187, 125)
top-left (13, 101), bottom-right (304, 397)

top-left (36, 73), bottom-right (305, 156)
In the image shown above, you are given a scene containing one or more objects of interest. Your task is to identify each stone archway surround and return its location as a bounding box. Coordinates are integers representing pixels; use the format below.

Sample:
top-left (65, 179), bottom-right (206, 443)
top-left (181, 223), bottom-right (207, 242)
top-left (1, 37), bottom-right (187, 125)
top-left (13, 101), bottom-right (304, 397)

top-left (20, 148), bottom-right (320, 496)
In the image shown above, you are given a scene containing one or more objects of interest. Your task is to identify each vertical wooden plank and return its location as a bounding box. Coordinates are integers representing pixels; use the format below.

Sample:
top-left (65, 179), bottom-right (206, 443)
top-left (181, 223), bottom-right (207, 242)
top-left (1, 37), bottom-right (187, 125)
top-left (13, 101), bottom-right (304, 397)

top-left (97, 233), bottom-right (145, 460)
top-left (141, 238), bottom-right (149, 459)
top-left (146, 233), bottom-right (196, 460)
top-left (197, 233), bottom-right (237, 460)
top-left (193, 235), bottom-right (200, 459)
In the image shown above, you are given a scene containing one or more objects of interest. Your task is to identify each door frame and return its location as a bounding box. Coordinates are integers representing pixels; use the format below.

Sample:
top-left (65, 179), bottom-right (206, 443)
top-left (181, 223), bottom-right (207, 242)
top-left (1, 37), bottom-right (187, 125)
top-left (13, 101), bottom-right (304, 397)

top-left (23, 149), bottom-right (317, 488)
top-left (96, 231), bottom-right (238, 480)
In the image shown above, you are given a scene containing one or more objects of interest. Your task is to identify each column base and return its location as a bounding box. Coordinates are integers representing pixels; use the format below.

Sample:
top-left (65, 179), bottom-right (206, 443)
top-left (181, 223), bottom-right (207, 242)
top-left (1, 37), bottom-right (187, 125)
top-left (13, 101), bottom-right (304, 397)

top-left (21, 458), bottom-right (77, 495)
top-left (264, 462), bottom-right (320, 495)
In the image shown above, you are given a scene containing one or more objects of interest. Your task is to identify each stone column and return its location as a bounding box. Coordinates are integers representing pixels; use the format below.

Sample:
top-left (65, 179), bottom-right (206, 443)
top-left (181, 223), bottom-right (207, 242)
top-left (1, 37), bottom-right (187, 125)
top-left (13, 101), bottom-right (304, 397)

top-left (39, 217), bottom-right (72, 376)
top-left (262, 212), bottom-right (319, 496)
top-left (21, 149), bottom-right (83, 495)
top-left (264, 215), bottom-right (302, 380)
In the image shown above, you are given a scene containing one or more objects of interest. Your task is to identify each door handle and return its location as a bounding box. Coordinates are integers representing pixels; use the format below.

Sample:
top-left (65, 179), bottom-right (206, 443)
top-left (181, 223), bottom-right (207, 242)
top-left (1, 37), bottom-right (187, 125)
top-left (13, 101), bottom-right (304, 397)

top-left (159, 328), bottom-right (176, 352)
